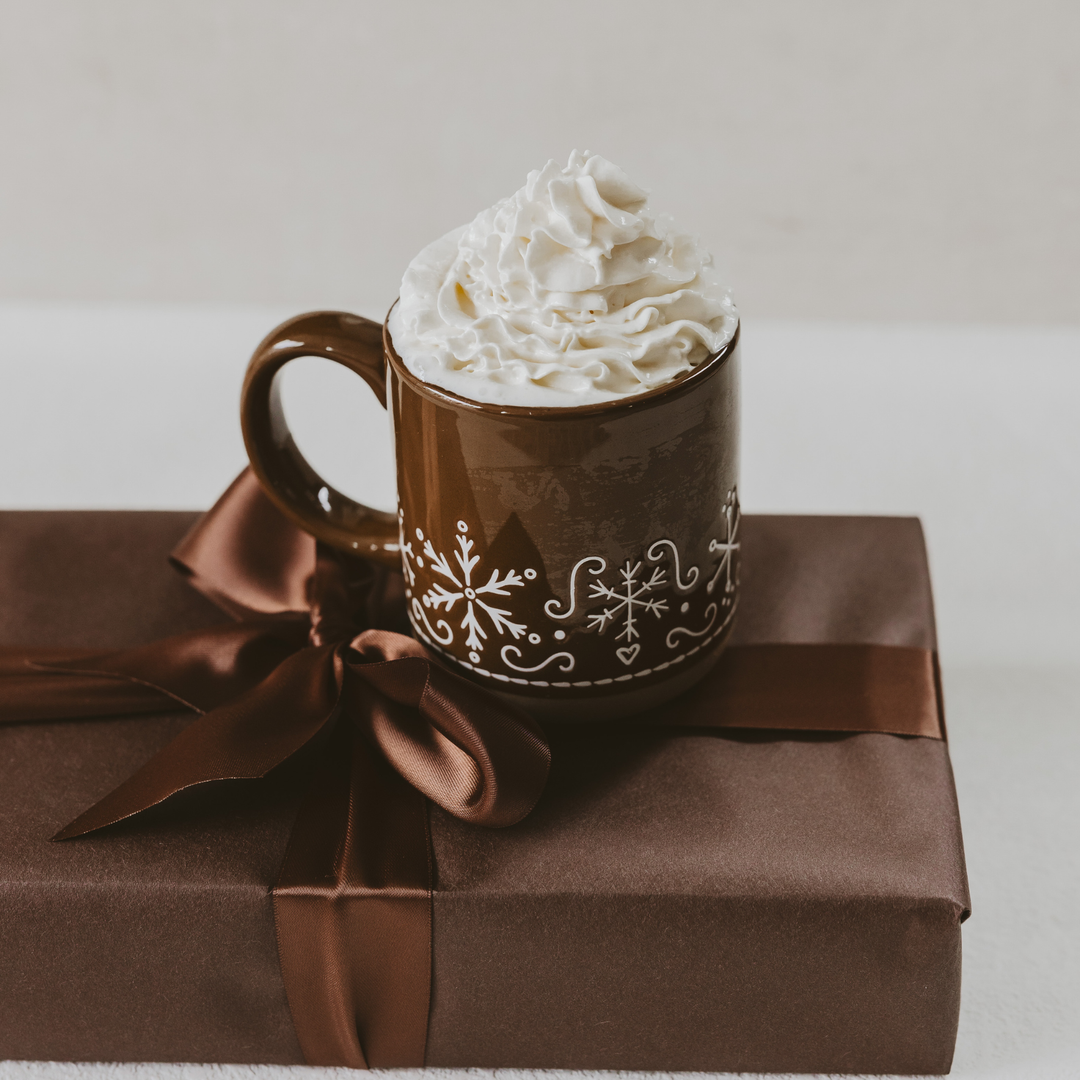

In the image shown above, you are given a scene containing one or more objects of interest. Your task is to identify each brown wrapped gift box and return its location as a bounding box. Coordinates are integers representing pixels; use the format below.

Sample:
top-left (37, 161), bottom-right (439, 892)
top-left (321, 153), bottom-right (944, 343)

top-left (0, 510), bottom-right (969, 1074)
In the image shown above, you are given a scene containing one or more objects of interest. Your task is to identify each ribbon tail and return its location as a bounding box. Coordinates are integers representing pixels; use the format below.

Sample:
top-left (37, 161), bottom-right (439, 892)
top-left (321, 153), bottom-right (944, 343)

top-left (0, 648), bottom-right (186, 723)
top-left (53, 644), bottom-right (343, 840)
top-left (40, 621), bottom-right (309, 710)
top-left (0, 620), bottom-right (309, 726)
top-left (274, 721), bottom-right (432, 1069)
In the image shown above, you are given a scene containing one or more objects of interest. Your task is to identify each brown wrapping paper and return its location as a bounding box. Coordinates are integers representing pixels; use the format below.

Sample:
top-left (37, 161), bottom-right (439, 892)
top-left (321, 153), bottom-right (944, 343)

top-left (0, 510), bottom-right (969, 1074)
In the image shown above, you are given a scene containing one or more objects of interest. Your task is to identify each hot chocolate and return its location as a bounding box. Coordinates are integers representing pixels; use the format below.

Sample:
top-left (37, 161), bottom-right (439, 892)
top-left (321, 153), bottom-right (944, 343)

top-left (388, 151), bottom-right (737, 408)
top-left (240, 152), bottom-right (741, 716)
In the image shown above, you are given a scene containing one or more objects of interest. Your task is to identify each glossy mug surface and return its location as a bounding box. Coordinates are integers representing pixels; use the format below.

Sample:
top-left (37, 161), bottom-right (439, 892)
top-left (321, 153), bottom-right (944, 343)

top-left (241, 309), bottom-right (740, 719)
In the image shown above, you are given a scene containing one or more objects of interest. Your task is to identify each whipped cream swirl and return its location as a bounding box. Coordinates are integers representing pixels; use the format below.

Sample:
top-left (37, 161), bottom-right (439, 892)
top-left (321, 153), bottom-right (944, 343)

top-left (388, 151), bottom-right (738, 408)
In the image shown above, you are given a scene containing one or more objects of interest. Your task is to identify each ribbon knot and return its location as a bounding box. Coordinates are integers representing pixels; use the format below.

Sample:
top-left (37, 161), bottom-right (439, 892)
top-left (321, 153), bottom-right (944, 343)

top-left (40, 545), bottom-right (549, 842)
top-left (344, 632), bottom-right (551, 827)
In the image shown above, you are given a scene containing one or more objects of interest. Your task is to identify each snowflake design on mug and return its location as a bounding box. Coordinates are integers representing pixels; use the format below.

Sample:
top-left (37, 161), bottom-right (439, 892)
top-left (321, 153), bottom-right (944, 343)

top-left (406, 520), bottom-right (538, 663)
top-left (706, 488), bottom-right (740, 599)
top-left (585, 560), bottom-right (669, 666)
top-left (401, 489), bottom-right (739, 684)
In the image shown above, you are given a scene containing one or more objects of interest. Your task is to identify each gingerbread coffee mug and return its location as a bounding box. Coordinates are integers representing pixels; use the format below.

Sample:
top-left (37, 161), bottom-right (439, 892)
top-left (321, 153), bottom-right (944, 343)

top-left (241, 309), bottom-right (740, 719)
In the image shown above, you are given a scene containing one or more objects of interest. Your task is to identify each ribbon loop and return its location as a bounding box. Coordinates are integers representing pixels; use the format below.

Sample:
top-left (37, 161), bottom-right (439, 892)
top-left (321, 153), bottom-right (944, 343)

top-left (170, 468), bottom-right (316, 619)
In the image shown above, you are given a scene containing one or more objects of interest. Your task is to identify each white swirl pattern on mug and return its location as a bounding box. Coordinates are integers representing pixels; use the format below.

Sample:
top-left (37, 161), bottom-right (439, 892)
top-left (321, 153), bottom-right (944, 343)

top-left (414, 597), bottom-right (739, 690)
top-left (665, 602), bottom-right (719, 649)
top-left (410, 597), bottom-right (453, 646)
top-left (544, 556), bottom-right (607, 620)
top-left (401, 488), bottom-right (739, 684)
top-left (388, 151), bottom-right (738, 407)
top-left (500, 646), bottom-right (576, 674)
top-left (647, 538), bottom-right (700, 592)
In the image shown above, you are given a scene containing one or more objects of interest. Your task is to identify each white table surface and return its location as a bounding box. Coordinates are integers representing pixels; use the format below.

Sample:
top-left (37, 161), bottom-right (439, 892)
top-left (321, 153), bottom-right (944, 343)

top-left (1, 304), bottom-right (1078, 1079)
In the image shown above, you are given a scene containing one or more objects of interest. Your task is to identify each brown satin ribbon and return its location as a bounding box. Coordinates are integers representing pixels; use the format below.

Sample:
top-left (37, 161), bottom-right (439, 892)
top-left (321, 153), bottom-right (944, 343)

top-left (273, 721), bottom-right (432, 1068)
top-left (663, 641), bottom-right (944, 739)
top-left (0, 468), bottom-right (942, 1068)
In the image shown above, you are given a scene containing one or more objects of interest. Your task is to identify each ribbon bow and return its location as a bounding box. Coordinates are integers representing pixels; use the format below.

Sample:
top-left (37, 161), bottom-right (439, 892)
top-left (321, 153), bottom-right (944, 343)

top-left (2, 469), bottom-right (549, 1067)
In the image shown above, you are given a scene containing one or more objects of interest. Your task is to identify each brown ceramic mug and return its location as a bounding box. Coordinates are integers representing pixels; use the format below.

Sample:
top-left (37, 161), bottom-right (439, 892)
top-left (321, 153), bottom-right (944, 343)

top-left (241, 309), bottom-right (740, 719)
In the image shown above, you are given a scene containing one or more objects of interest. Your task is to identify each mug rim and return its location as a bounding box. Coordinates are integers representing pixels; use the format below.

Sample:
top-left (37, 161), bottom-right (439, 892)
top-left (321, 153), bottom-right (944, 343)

top-left (381, 301), bottom-right (740, 419)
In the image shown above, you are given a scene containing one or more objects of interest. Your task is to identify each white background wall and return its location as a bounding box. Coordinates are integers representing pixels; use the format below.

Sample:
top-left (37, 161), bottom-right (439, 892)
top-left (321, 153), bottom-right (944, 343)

top-left (1, 0), bottom-right (1077, 323)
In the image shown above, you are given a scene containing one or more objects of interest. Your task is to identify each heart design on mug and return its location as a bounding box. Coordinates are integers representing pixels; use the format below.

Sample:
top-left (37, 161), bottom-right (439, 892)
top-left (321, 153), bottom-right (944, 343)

top-left (616, 644), bottom-right (641, 667)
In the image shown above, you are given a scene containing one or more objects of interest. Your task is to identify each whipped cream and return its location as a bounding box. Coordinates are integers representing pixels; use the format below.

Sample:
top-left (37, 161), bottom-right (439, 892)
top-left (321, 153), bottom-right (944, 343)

top-left (388, 151), bottom-right (738, 408)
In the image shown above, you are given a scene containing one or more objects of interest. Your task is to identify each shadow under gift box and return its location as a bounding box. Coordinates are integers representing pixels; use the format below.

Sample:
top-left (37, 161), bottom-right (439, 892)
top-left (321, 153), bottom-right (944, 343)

top-left (0, 511), bottom-right (969, 1075)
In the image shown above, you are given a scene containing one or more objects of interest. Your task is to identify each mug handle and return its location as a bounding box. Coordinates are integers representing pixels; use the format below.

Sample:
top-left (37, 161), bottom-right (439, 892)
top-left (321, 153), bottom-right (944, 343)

top-left (240, 310), bottom-right (399, 566)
